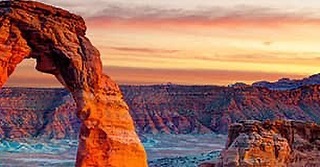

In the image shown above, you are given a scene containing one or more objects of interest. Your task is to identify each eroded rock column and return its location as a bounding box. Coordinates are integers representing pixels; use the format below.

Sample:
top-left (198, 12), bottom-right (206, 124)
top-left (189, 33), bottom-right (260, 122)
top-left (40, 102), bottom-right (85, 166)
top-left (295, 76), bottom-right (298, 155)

top-left (0, 1), bottom-right (147, 166)
top-left (72, 76), bottom-right (147, 166)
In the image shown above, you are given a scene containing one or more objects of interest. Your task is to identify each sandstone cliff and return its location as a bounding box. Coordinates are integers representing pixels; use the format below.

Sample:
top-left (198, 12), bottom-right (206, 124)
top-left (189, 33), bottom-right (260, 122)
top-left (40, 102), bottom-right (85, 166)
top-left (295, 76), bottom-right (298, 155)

top-left (0, 1), bottom-right (146, 166)
top-left (212, 120), bottom-right (320, 167)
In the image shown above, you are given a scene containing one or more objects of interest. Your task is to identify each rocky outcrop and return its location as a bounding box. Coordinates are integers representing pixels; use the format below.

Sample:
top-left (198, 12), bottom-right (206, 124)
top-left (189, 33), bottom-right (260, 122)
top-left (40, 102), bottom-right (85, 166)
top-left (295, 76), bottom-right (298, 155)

top-left (0, 1), bottom-right (146, 166)
top-left (213, 120), bottom-right (320, 167)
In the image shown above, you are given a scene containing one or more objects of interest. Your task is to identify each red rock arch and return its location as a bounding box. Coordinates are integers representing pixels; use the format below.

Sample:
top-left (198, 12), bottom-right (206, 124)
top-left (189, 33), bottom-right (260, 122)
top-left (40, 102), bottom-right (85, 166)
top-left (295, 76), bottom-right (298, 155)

top-left (0, 1), bottom-right (147, 166)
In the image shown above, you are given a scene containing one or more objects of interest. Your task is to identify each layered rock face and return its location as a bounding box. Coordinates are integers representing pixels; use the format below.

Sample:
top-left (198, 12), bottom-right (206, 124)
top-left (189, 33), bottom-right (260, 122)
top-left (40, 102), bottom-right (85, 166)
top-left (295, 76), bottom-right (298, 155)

top-left (122, 84), bottom-right (320, 134)
top-left (0, 88), bottom-right (79, 139)
top-left (0, 1), bottom-right (146, 166)
top-left (214, 120), bottom-right (320, 167)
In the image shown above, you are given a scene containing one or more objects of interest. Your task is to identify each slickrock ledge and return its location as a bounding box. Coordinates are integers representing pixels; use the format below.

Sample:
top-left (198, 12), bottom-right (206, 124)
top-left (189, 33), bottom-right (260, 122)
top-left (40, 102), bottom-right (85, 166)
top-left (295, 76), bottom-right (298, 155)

top-left (0, 1), bottom-right (147, 166)
top-left (204, 120), bottom-right (320, 167)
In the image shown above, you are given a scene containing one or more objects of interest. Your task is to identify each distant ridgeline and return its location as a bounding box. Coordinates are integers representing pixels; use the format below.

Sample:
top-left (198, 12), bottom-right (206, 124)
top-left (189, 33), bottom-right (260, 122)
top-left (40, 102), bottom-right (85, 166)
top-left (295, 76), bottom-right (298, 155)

top-left (0, 74), bottom-right (319, 139)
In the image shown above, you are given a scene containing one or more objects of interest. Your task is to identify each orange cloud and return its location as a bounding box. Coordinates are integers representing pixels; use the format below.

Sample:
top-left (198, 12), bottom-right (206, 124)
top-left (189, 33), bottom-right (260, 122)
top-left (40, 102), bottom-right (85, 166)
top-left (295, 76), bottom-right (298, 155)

top-left (193, 54), bottom-right (320, 66)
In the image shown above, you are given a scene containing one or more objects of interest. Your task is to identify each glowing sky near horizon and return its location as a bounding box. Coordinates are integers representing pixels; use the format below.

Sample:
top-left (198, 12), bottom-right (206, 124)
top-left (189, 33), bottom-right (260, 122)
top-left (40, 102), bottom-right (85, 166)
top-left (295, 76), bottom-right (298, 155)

top-left (5, 0), bottom-right (320, 87)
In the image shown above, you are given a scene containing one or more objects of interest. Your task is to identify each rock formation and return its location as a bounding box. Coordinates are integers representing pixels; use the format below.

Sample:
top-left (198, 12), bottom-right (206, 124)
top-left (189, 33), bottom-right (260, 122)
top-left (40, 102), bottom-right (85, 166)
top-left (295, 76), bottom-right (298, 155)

top-left (0, 1), bottom-right (147, 166)
top-left (212, 120), bottom-right (320, 167)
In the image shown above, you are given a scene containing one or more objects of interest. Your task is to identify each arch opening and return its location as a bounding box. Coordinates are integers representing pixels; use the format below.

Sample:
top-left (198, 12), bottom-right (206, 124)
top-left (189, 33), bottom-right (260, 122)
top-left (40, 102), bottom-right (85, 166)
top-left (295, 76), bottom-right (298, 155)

top-left (4, 59), bottom-right (62, 87)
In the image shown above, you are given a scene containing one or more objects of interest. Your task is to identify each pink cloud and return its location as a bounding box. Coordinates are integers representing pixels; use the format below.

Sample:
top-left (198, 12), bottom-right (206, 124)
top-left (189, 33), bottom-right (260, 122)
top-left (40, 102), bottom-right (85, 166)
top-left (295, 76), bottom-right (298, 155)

top-left (86, 5), bottom-right (320, 30)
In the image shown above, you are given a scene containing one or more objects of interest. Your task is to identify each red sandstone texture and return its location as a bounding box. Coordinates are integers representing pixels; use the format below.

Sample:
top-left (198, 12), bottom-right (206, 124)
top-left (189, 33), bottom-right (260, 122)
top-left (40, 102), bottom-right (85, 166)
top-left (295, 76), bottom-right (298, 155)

top-left (0, 1), bottom-right (146, 166)
top-left (203, 120), bottom-right (320, 167)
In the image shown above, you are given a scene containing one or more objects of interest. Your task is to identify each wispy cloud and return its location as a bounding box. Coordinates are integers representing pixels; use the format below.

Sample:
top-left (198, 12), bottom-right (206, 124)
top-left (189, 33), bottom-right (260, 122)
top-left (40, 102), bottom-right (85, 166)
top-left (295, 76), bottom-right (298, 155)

top-left (95, 5), bottom-right (303, 19)
top-left (86, 4), bottom-right (320, 27)
top-left (108, 46), bottom-right (179, 54)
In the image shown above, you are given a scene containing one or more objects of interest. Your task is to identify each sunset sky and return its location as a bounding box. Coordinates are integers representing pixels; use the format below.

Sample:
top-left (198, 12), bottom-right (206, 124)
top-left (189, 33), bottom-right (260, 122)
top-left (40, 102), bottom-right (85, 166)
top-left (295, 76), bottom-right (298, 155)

top-left (5, 0), bottom-right (320, 87)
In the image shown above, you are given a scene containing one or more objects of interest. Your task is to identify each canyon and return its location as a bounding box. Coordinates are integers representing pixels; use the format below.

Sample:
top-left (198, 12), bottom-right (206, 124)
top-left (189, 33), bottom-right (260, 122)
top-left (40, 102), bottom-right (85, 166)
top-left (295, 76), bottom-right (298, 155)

top-left (0, 74), bottom-right (319, 139)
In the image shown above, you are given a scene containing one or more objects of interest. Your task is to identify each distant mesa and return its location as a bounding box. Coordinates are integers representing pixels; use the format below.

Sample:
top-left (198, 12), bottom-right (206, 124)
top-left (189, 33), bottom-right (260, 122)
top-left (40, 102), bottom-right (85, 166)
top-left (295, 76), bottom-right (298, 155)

top-left (228, 82), bottom-right (250, 88)
top-left (253, 73), bottom-right (320, 90)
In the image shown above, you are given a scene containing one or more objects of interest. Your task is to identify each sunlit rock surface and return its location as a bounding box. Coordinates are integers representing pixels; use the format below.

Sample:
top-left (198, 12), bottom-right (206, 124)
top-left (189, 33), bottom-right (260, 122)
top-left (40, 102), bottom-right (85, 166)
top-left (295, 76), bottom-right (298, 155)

top-left (211, 120), bottom-right (320, 167)
top-left (0, 1), bottom-right (146, 166)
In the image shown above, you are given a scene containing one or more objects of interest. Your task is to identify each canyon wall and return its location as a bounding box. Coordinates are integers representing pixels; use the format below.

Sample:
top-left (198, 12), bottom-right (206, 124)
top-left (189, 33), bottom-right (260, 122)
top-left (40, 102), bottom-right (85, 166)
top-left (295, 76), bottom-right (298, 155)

top-left (0, 83), bottom-right (319, 138)
top-left (123, 84), bottom-right (320, 134)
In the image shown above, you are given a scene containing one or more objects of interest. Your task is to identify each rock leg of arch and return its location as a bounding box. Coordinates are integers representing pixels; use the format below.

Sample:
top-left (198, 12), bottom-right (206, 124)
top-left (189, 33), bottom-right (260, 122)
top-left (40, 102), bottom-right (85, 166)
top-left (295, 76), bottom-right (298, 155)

top-left (0, 1), bottom-right (147, 166)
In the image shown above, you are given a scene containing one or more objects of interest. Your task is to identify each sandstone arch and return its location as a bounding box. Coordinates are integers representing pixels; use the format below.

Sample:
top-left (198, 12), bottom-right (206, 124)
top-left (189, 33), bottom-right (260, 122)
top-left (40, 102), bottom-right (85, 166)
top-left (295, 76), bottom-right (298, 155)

top-left (0, 1), bottom-right (147, 166)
